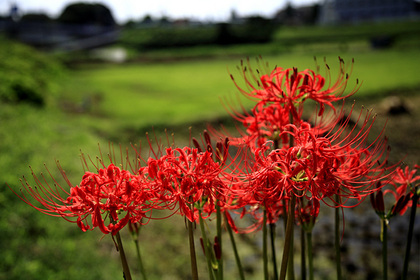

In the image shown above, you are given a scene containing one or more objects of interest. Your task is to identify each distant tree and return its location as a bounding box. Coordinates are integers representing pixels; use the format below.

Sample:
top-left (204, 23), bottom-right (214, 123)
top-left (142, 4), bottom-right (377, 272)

top-left (217, 16), bottom-right (276, 45)
top-left (124, 19), bottom-right (136, 28)
top-left (57, 2), bottom-right (115, 26)
top-left (141, 15), bottom-right (153, 24)
top-left (158, 16), bottom-right (171, 26)
top-left (216, 23), bottom-right (235, 45)
top-left (20, 13), bottom-right (52, 22)
top-left (284, 2), bottom-right (295, 18)
top-left (274, 2), bottom-right (299, 25)
top-left (124, 15), bottom-right (154, 28)
top-left (239, 16), bottom-right (276, 43)
top-left (306, 4), bottom-right (320, 25)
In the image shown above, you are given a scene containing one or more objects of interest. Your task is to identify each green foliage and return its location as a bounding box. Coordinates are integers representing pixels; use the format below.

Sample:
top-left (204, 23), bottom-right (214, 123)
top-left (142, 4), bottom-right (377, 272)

top-left (57, 2), bottom-right (115, 26)
top-left (20, 13), bottom-right (52, 22)
top-left (0, 198), bottom-right (123, 280)
top-left (218, 16), bottom-right (277, 44)
top-left (0, 38), bottom-right (64, 106)
top-left (0, 103), bottom-right (124, 279)
top-left (272, 20), bottom-right (420, 49)
top-left (121, 17), bottom-right (277, 50)
top-left (121, 25), bottom-right (218, 50)
top-left (118, 19), bottom-right (420, 61)
top-left (142, 26), bottom-right (218, 49)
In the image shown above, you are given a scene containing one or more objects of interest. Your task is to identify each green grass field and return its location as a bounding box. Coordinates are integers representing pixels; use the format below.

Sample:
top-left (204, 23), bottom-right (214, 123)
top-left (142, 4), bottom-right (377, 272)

top-left (60, 49), bottom-right (420, 136)
top-left (1, 20), bottom-right (420, 280)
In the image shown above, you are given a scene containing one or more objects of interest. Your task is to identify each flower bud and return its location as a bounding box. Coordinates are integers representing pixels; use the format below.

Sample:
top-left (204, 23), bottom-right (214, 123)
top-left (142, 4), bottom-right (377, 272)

top-left (375, 190), bottom-right (385, 214)
top-left (199, 237), bottom-right (206, 256)
top-left (192, 137), bottom-right (202, 153)
top-left (392, 194), bottom-right (410, 216)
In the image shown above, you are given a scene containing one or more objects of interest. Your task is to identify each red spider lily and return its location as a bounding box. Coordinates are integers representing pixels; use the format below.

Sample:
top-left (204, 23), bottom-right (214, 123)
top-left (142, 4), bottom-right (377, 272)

top-left (371, 185), bottom-right (411, 219)
top-left (228, 57), bottom-right (360, 119)
top-left (8, 136), bottom-right (174, 236)
top-left (237, 105), bottom-right (392, 209)
top-left (390, 165), bottom-right (420, 199)
top-left (73, 164), bottom-right (154, 234)
top-left (214, 58), bottom-right (359, 151)
top-left (247, 142), bottom-right (302, 204)
top-left (191, 135), bottom-right (288, 234)
top-left (224, 102), bottom-right (295, 149)
top-left (140, 146), bottom-right (228, 222)
top-left (11, 163), bottom-right (155, 235)
top-left (306, 106), bottom-right (393, 206)
top-left (214, 103), bottom-right (393, 235)
top-left (371, 165), bottom-right (420, 218)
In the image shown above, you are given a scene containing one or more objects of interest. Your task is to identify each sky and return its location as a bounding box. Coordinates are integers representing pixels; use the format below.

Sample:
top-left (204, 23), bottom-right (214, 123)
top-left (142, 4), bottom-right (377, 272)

top-left (1, 0), bottom-right (320, 23)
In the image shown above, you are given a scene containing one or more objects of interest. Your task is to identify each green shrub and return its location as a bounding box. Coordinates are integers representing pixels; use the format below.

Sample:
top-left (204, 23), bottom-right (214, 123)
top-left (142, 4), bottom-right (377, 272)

top-left (120, 17), bottom-right (277, 50)
top-left (0, 37), bottom-right (64, 106)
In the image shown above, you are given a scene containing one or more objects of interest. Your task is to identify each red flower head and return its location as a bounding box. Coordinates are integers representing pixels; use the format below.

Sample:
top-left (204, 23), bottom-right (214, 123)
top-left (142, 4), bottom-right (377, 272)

top-left (225, 102), bottom-right (295, 149)
top-left (371, 165), bottom-right (420, 219)
top-left (215, 57), bottom-right (360, 149)
top-left (390, 165), bottom-right (420, 198)
top-left (237, 104), bottom-right (392, 209)
top-left (230, 57), bottom-right (359, 116)
top-left (141, 146), bottom-right (227, 222)
top-left (11, 163), bottom-right (153, 235)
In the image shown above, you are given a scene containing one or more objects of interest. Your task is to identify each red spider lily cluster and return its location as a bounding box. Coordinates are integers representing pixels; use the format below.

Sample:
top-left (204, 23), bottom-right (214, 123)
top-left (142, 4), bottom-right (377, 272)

top-left (10, 57), bottom-right (417, 280)
top-left (210, 57), bottom-right (394, 233)
top-left (11, 57), bottom-right (396, 236)
top-left (12, 136), bottom-right (232, 235)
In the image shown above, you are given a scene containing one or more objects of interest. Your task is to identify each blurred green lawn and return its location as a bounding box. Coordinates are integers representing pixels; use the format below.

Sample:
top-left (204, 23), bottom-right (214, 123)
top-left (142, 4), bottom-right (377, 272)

top-left (60, 49), bottom-right (420, 133)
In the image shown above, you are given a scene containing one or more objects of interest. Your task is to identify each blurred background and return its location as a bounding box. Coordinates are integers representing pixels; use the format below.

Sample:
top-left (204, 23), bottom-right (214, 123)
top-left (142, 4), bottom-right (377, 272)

top-left (1, 0), bottom-right (419, 279)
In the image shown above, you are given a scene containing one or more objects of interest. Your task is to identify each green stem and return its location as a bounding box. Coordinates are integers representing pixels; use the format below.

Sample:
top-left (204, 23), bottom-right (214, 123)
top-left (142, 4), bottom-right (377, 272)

top-left (279, 195), bottom-right (296, 280)
top-left (263, 210), bottom-right (269, 280)
top-left (225, 213), bottom-right (245, 280)
top-left (270, 222), bottom-right (279, 280)
top-left (335, 205), bottom-right (342, 280)
top-left (402, 190), bottom-right (418, 280)
top-left (199, 212), bottom-right (215, 280)
top-left (115, 231), bottom-right (132, 280)
top-left (285, 105), bottom-right (296, 280)
top-left (270, 127), bottom-right (280, 280)
top-left (216, 201), bottom-right (224, 280)
top-left (381, 218), bottom-right (388, 280)
top-left (306, 231), bottom-right (313, 280)
top-left (282, 203), bottom-right (288, 230)
top-left (133, 238), bottom-right (148, 280)
top-left (301, 227), bottom-right (306, 280)
top-left (287, 227), bottom-right (295, 280)
top-left (188, 218), bottom-right (199, 280)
